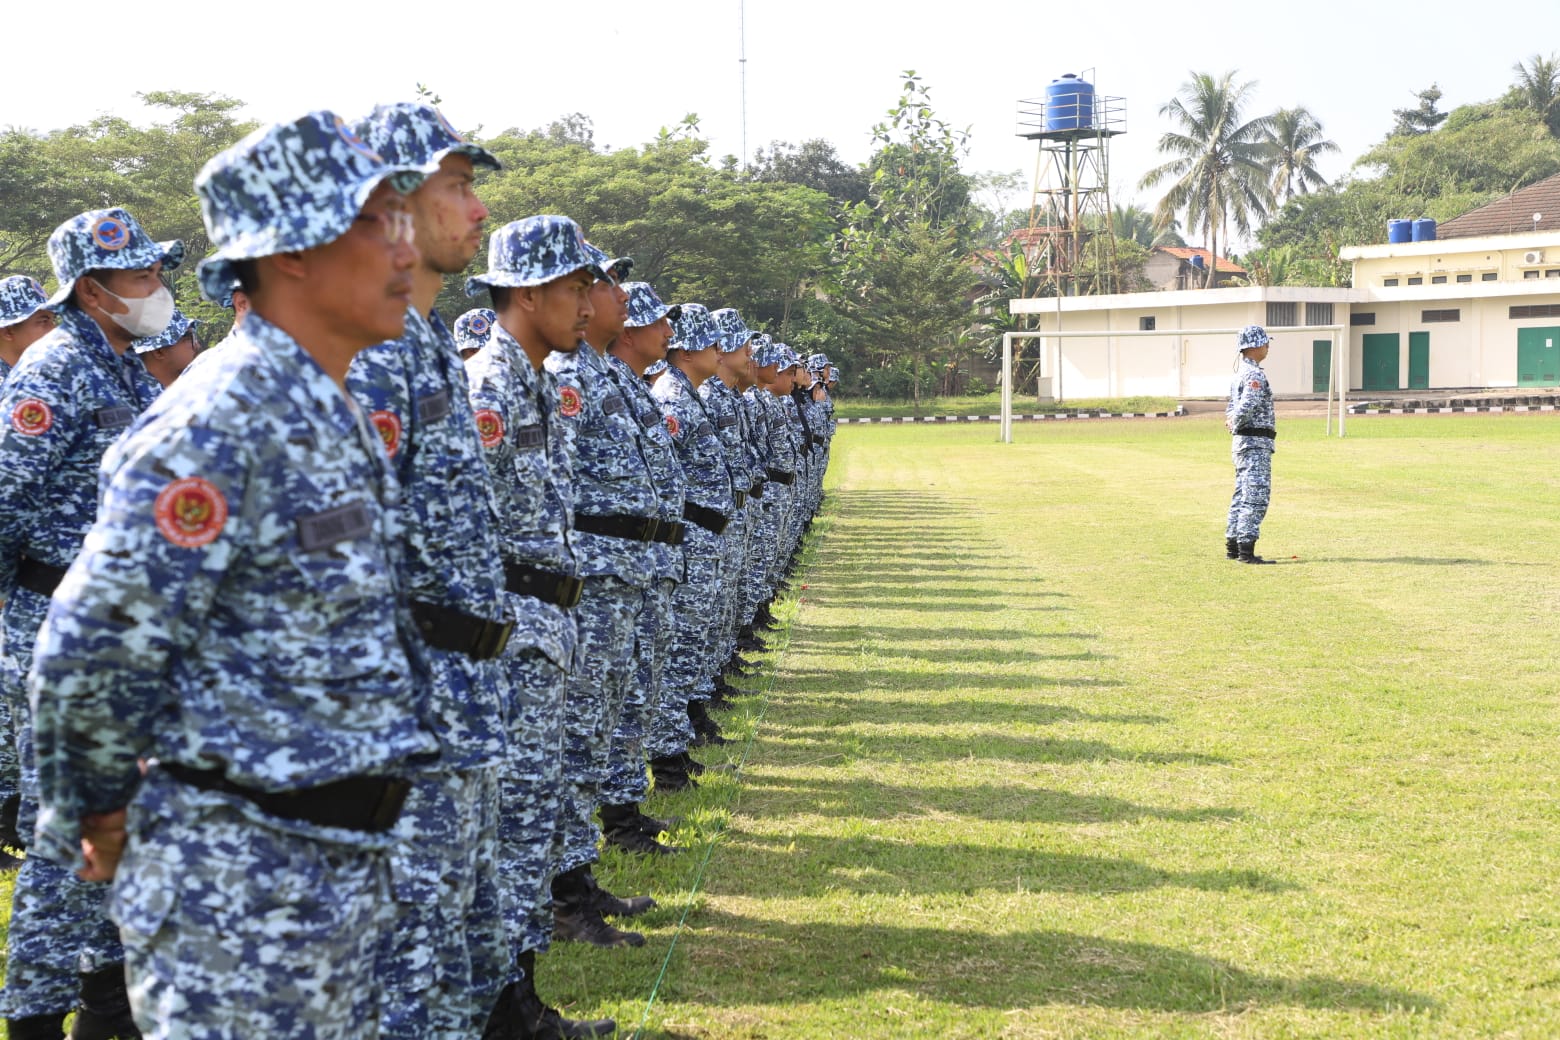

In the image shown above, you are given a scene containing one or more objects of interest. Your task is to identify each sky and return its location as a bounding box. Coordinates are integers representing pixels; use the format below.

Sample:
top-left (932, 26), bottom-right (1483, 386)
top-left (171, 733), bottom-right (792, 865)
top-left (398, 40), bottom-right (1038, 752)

top-left (7, 0), bottom-right (1560, 223)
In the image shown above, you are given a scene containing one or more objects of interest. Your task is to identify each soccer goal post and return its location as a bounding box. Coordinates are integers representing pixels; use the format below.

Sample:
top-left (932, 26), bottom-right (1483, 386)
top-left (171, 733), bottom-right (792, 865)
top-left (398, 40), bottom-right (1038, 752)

top-left (998, 325), bottom-right (1350, 443)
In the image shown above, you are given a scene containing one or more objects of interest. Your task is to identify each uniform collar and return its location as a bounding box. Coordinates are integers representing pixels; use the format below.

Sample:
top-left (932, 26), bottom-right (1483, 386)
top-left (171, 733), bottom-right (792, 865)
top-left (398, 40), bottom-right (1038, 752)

top-left (241, 313), bottom-right (364, 439)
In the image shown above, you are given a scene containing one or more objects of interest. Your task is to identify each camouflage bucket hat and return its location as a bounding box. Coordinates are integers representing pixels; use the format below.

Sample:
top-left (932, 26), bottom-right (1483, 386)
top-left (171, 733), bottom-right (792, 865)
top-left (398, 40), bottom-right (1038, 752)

top-left (644, 359), bottom-right (669, 377)
top-left (355, 102), bottom-right (500, 175)
top-left (749, 333), bottom-right (777, 366)
top-left (622, 281), bottom-right (680, 328)
top-left (805, 352), bottom-right (831, 373)
top-left (710, 307), bottom-right (752, 353)
top-left (131, 309), bottom-right (200, 354)
top-left (43, 208), bottom-right (184, 310)
top-left (465, 215), bottom-right (604, 295)
top-left (668, 302), bottom-right (721, 352)
top-left (1238, 324), bottom-right (1271, 351)
top-left (195, 110), bottom-right (426, 303)
top-left (454, 307), bottom-right (498, 353)
top-left (0, 275), bottom-right (49, 327)
top-left (772, 343), bottom-right (801, 369)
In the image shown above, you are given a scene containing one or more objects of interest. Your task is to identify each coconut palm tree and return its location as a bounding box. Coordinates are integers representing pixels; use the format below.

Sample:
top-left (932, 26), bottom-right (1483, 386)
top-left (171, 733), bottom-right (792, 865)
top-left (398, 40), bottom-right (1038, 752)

top-left (1140, 71), bottom-right (1275, 287)
top-left (1511, 53), bottom-right (1560, 135)
top-left (1110, 203), bottom-right (1186, 248)
top-left (1264, 107), bottom-right (1339, 203)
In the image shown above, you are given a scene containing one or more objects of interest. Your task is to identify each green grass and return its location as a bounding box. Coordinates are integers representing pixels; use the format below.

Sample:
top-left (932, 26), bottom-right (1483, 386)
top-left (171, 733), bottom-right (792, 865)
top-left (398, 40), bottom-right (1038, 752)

top-left (10, 413), bottom-right (1560, 1038)
top-left (834, 393), bottom-right (1179, 419)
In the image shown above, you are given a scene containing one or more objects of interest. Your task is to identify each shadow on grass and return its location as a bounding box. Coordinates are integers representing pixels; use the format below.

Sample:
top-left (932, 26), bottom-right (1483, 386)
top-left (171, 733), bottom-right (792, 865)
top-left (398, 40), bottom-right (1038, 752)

top-left (654, 911), bottom-right (1432, 1016)
top-left (791, 625), bottom-right (1101, 646)
top-left (758, 724), bottom-right (1228, 767)
top-left (775, 666), bottom-right (1124, 694)
top-left (735, 773), bottom-right (1238, 826)
top-left (754, 693), bottom-right (1162, 726)
top-left (785, 644), bottom-right (1105, 666)
top-left (803, 598), bottom-right (1071, 614)
top-left (1305, 556), bottom-right (1495, 566)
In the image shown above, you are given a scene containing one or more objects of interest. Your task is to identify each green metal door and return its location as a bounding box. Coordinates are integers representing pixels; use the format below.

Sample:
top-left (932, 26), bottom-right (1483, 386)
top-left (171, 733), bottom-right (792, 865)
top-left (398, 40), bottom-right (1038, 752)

top-left (1361, 333), bottom-right (1400, 391)
top-left (1312, 340), bottom-right (1331, 393)
top-left (1517, 326), bottom-right (1560, 386)
top-left (1408, 331), bottom-right (1429, 390)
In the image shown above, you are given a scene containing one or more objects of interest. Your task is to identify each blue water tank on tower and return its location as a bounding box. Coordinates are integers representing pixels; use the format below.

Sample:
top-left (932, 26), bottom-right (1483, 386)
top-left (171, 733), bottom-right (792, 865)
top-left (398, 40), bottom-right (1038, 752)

top-left (1189, 254), bottom-right (1206, 270)
top-left (1045, 74), bottom-right (1095, 132)
top-left (1387, 219), bottom-right (1413, 244)
top-left (1411, 218), bottom-right (1437, 242)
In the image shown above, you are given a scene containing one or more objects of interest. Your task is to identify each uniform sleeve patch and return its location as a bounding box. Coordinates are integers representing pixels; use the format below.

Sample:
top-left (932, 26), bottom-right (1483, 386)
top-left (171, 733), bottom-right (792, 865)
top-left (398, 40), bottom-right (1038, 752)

top-left (665, 414), bottom-right (681, 437)
top-left (154, 477), bottom-right (228, 548)
top-left (475, 409), bottom-right (504, 448)
top-left (369, 410), bottom-right (403, 458)
top-left (1249, 380), bottom-right (1263, 389)
top-left (558, 385), bottom-right (583, 418)
top-left (11, 398), bottom-right (54, 436)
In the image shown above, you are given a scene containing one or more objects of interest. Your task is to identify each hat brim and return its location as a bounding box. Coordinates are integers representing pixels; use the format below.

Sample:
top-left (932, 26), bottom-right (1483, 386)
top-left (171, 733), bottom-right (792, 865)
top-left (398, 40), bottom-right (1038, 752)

top-left (199, 165), bottom-right (423, 303)
top-left (43, 237), bottom-right (187, 311)
top-left (466, 261), bottom-right (606, 297)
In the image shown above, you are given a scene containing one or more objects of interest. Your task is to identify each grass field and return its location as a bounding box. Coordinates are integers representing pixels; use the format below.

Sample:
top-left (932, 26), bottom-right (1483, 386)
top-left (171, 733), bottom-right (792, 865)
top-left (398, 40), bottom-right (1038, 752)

top-left (7, 412), bottom-right (1560, 1039)
top-left (832, 394), bottom-right (1180, 420)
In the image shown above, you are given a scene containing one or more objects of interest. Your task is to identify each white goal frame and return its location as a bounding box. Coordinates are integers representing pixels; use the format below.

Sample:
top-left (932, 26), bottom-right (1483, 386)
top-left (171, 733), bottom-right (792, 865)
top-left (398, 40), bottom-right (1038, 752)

top-left (998, 325), bottom-right (1350, 443)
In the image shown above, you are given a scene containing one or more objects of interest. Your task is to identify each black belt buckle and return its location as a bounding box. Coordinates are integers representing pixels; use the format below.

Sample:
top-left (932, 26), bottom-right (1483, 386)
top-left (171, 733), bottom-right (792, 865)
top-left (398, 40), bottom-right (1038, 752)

top-left (750, 480), bottom-right (765, 499)
top-left (368, 777), bottom-right (412, 832)
top-left (471, 617), bottom-right (513, 659)
top-left (638, 517), bottom-right (662, 542)
top-left (732, 490), bottom-right (747, 508)
top-left (557, 575), bottom-right (584, 608)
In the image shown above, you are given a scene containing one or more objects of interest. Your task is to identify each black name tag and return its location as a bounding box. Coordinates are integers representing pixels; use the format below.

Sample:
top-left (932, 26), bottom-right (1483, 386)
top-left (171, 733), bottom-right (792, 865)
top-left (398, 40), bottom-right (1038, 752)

top-left (513, 424), bottom-right (545, 449)
top-left (717, 415), bottom-right (738, 428)
top-left (695, 421), bottom-right (714, 438)
top-left (297, 501), bottom-right (374, 551)
top-left (602, 395), bottom-right (627, 416)
top-left (416, 390), bottom-right (450, 423)
top-left (94, 406), bottom-right (134, 429)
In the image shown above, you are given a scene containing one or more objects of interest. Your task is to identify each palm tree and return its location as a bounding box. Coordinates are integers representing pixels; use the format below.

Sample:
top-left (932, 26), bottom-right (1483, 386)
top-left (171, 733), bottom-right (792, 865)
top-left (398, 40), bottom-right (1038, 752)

top-left (1511, 53), bottom-right (1560, 135)
top-left (1110, 203), bottom-right (1186, 248)
top-left (1264, 108), bottom-right (1339, 203)
top-left (1140, 71), bottom-right (1275, 287)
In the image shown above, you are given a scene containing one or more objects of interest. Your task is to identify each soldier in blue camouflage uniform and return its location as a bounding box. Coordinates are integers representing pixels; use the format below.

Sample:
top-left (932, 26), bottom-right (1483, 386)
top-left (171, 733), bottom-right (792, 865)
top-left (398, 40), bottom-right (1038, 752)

top-left (456, 307), bottom-right (498, 360)
top-left (345, 102), bottom-right (513, 1040)
top-left (749, 341), bottom-right (799, 622)
top-left (648, 304), bottom-right (735, 791)
top-left (1225, 324), bottom-right (1278, 565)
top-left (541, 242), bottom-right (666, 924)
top-left (602, 283), bottom-right (688, 846)
top-left (734, 336), bottom-right (786, 655)
top-left (27, 112), bottom-right (436, 1040)
top-left (0, 207), bottom-right (180, 1040)
top-left (464, 216), bottom-right (616, 1039)
top-left (131, 309), bottom-right (203, 389)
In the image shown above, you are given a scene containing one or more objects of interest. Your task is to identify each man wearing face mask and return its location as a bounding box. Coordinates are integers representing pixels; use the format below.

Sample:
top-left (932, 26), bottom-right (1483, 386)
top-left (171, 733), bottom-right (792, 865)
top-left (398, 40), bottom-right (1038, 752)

top-left (0, 207), bottom-right (180, 1039)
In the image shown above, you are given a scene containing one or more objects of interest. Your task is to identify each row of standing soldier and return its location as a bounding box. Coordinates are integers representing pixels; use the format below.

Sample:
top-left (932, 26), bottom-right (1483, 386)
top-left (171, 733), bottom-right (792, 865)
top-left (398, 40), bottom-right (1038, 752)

top-left (0, 102), bottom-right (838, 1040)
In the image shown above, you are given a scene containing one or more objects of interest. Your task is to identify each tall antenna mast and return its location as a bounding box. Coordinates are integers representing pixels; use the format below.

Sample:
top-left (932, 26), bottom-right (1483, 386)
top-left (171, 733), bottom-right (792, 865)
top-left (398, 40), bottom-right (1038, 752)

top-left (739, 0), bottom-right (748, 169)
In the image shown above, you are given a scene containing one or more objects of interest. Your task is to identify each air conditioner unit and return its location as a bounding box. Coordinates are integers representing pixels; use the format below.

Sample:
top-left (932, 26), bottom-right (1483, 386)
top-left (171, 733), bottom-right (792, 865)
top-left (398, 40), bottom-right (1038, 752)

top-left (1524, 250), bottom-right (1544, 265)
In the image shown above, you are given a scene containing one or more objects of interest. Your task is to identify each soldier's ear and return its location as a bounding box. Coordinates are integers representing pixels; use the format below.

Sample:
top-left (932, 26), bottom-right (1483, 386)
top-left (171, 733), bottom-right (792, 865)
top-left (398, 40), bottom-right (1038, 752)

top-left (266, 252), bottom-right (310, 283)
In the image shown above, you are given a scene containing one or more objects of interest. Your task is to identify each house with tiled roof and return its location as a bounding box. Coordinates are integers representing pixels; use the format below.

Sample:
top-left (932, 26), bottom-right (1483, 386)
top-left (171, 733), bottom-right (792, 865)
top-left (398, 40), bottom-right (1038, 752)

top-left (1142, 247), bottom-right (1247, 290)
top-left (1435, 171), bottom-right (1560, 239)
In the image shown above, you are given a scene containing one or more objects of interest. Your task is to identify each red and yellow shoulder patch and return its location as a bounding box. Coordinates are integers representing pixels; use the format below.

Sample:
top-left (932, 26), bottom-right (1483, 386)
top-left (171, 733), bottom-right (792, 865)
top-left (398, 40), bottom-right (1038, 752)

top-left (154, 477), bottom-right (228, 548)
top-left (474, 409), bottom-right (504, 448)
top-left (664, 414), bottom-right (681, 437)
top-left (369, 410), bottom-right (402, 458)
top-left (11, 398), bottom-right (53, 436)
top-left (558, 385), bottom-right (583, 418)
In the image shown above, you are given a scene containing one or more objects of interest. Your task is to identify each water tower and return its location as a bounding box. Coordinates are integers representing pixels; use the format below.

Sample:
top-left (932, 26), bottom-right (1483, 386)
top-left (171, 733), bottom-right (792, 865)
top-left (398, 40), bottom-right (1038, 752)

top-left (1014, 72), bottom-right (1126, 298)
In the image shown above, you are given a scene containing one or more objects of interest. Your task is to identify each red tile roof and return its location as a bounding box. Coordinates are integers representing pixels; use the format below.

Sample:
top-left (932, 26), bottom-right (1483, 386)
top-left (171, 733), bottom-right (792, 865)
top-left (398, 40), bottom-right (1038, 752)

top-left (1436, 172), bottom-right (1560, 239)
top-left (1154, 246), bottom-right (1247, 274)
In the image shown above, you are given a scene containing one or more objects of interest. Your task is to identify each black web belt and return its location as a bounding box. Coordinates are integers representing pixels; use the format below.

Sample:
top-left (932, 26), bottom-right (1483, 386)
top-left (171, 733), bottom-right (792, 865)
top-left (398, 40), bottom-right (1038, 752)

top-left (574, 512), bottom-right (661, 543)
top-left (410, 600), bottom-right (512, 660)
top-left (766, 468), bottom-right (796, 486)
top-left (162, 762), bottom-right (410, 834)
top-left (681, 502), bottom-right (729, 535)
top-left (1234, 427), bottom-right (1277, 439)
top-left (15, 555), bottom-right (67, 598)
top-left (502, 561), bottom-right (584, 609)
top-left (749, 479), bottom-right (765, 499)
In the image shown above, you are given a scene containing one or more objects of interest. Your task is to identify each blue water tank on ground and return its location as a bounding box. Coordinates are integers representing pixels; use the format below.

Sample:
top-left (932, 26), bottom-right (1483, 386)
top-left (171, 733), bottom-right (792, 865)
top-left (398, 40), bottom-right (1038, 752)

top-left (1412, 218), bottom-right (1437, 242)
top-left (1045, 74), bottom-right (1095, 132)
top-left (1388, 219), bottom-right (1412, 244)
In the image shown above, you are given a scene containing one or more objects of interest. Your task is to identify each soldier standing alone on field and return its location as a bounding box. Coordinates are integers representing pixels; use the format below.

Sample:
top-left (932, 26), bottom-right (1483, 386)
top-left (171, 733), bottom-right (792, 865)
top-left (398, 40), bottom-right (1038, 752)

top-left (1225, 324), bottom-right (1278, 565)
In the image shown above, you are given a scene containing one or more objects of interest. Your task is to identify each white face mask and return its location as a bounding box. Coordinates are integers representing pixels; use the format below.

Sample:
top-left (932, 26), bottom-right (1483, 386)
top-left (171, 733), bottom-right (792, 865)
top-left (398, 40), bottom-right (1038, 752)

top-left (90, 278), bottom-right (175, 339)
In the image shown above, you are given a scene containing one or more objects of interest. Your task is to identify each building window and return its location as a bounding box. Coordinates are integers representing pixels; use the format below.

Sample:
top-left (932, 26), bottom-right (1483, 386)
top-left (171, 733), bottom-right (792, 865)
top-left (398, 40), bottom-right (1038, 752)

top-left (1456, 274), bottom-right (1473, 283)
top-left (1139, 316), bottom-right (1155, 331)
top-left (1482, 272), bottom-right (1498, 281)
top-left (1422, 309), bottom-right (1460, 323)
top-left (1384, 278), bottom-right (1399, 287)
top-left (1305, 302), bottom-right (1334, 326)
top-left (1525, 270), bottom-right (1541, 279)
top-left (1511, 304), bottom-right (1560, 318)
top-left (1547, 270), bottom-right (1560, 278)
top-left (1350, 312), bottom-right (1376, 326)
top-left (1407, 277), bottom-right (1423, 285)
top-left (1266, 302), bottom-right (1297, 327)
top-left (1431, 275), bottom-right (1447, 284)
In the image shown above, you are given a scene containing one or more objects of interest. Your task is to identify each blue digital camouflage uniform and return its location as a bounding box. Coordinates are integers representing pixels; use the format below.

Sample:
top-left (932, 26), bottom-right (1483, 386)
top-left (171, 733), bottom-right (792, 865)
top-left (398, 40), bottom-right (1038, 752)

top-left (753, 341), bottom-right (800, 598)
top-left (348, 100), bottom-right (511, 1040)
top-left (1226, 326), bottom-right (1277, 544)
top-left (738, 353), bottom-right (779, 633)
top-left (28, 112), bottom-right (435, 1038)
top-left (648, 306), bottom-right (734, 765)
top-left (544, 332), bottom-right (658, 871)
top-left (0, 210), bottom-right (176, 1021)
top-left (601, 283), bottom-right (688, 806)
top-left (455, 308), bottom-right (498, 356)
top-left (703, 308), bottom-right (757, 674)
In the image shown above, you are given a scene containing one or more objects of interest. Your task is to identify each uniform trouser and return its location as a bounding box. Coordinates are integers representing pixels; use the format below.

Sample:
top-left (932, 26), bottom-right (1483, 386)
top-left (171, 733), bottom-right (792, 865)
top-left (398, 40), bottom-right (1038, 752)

top-left (0, 620), bottom-right (16, 812)
top-left (498, 648), bottom-right (567, 958)
top-left (601, 578), bottom-right (675, 807)
top-left (648, 551), bottom-right (721, 759)
top-left (762, 482), bottom-right (795, 591)
top-left (713, 507), bottom-right (751, 669)
top-left (0, 592), bottom-right (125, 1019)
top-left (742, 495), bottom-right (782, 624)
top-left (115, 769), bottom-right (393, 1040)
top-left (1226, 447), bottom-right (1274, 542)
top-left (380, 767), bottom-right (506, 1040)
top-left (558, 576), bottom-right (644, 873)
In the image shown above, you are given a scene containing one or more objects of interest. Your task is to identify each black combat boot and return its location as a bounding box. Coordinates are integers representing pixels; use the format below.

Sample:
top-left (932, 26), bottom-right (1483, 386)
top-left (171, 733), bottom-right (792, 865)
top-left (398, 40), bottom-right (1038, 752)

top-left (552, 866), bottom-right (645, 948)
top-left (600, 804), bottom-right (682, 857)
top-left (1225, 537), bottom-right (1239, 560)
top-left (509, 950), bottom-right (617, 1040)
top-left (1237, 541), bottom-right (1275, 565)
top-left (68, 965), bottom-right (140, 1040)
top-left (679, 752), bottom-right (706, 777)
top-left (687, 701), bottom-right (731, 747)
top-left (579, 860), bottom-right (661, 916)
top-left (649, 754), bottom-right (695, 792)
top-left (8, 1014), bottom-right (67, 1040)
top-left (633, 806), bottom-right (679, 835)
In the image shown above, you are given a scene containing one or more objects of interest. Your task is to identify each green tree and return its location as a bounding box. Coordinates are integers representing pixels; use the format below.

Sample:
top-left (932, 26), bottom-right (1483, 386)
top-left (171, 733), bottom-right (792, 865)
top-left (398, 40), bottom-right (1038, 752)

top-left (1390, 84), bottom-right (1447, 137)
top-left (1110, 202), bottom-right (1185, 248)
top-left (750, 139), bottom-right (870, 207)
top-left (1139, 71), bottom-right (1274, 287)
top-left (1264, 107), bottom-right (1339, 203)
top-left (1506, 53), bottom-right (1560, 136)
